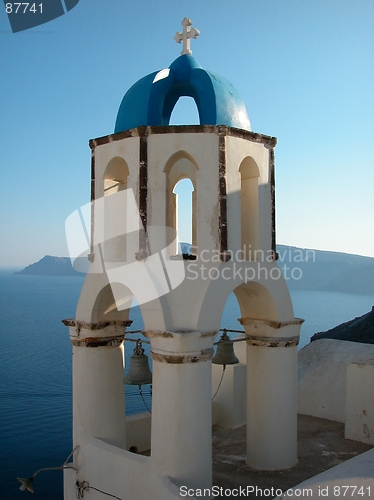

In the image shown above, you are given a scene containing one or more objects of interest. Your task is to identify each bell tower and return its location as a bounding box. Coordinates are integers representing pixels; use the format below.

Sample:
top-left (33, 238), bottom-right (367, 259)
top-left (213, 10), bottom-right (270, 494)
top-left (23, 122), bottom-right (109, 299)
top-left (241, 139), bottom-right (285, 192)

top-left (63, 18), bottom-right (303, 500)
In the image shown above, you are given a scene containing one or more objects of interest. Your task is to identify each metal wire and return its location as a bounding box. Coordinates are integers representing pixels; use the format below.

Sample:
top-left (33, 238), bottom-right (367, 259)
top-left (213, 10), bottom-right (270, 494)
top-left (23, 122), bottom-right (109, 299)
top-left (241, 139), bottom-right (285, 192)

top-left (124, 336), bottom-right (150, 344)
top-left (85, 486), bottom-right (123, 500)
top-left (123, 328), bottom-right (246, 345)
top-left (76, 481), bottom-right (123, 500)
top-left (212, 365), bottom-right (226, 400)
top-left (219, 328), bottom-right (246, 334)
top-left (138, 385), bottom-right (152, 414)
top-left (213, 329), bottom-right (246, 346)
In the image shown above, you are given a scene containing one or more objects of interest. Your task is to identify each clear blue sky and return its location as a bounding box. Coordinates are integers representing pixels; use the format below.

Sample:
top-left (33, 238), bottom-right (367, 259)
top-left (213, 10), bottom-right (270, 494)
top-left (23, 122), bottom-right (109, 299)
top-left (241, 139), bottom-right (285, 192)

top-left (1, 0), bottom-right (373, 267)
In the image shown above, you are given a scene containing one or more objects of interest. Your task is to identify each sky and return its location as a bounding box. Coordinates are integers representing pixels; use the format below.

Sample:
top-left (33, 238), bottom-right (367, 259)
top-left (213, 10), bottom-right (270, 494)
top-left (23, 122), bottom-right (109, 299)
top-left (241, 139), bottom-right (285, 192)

top-left (0, 0), bottom-right (373, 268)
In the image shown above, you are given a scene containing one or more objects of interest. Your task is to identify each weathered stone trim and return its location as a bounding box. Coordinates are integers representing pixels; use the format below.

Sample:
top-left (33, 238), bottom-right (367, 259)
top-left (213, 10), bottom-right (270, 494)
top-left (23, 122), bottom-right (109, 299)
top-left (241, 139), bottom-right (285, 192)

top-left (138, 135), bottom-right (148, 256)
top-left (139, 136), bottom-right (148, 228)
top-left (218, 133), bottom-right (228, 259)
top-left (200, 330), bottom-right (219, 338)
top-left (142, 330), bottom-right (174, 338)
top-left (238, 317), bottom-right (304, 329)
top-left (143, 329), bottom-right (217, 339)
top-left (71, 335), bottom-right (125, 348)
top-left (270, 147), bottom-right (276, 259)
top-left (89, 128), bottom-right (141, 150)
top-left (246, 335), bottom-right (300, 348)
top-left (151, 348), bottom-right (214, 364)
top-left (88, 126), bottom-right (277, 150)
top-left (62, 319), bottom-right (132, 330)
top-left (90, 149), bottom-right (95, 202)
top-left (89, 149), bottom-right (95, 262)
top-left (148, 124), bottom-right (214, 135)
top-left (227, 127), bottom-right (277, 148)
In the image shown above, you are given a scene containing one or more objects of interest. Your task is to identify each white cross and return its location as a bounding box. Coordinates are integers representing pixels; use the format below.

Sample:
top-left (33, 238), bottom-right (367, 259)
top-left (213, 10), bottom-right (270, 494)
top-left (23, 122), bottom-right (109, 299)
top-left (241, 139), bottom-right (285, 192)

top-left (174, 17), bottom-right (200, 55)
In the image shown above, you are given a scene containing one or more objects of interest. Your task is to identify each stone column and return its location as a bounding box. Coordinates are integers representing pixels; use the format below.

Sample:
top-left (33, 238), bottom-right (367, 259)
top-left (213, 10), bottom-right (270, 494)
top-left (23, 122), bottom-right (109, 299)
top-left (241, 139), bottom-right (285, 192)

top-left (146, 330), bottom-right (215, 489)
top-left (240, 318), bottom-right (303, 470)
top-left (63, 319), bottom-right (131, 450)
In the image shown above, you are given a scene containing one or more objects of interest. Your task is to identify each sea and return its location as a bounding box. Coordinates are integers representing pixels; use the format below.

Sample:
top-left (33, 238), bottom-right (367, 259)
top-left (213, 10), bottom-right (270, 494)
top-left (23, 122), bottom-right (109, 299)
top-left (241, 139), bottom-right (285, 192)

top-left (0, 269), bottom-right (373, 500)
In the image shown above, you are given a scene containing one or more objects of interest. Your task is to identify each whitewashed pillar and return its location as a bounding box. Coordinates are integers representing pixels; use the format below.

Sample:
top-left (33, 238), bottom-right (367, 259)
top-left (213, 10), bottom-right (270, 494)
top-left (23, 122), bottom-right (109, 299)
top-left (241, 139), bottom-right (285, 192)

top-left (63, 319), bottom-right (131, 450)
top-left (240, 318), bottom-right (303, 470)
top-left (146, 330), bottom-right (215, 489)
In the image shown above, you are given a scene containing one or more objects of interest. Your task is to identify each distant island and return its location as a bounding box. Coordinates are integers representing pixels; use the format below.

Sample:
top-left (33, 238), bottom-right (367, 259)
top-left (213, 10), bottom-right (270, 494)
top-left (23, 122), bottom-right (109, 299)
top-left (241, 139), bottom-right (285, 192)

top-left (15, 255), bottom-right (87, 276)
top-left (15, 245), bottom-right (374, 294)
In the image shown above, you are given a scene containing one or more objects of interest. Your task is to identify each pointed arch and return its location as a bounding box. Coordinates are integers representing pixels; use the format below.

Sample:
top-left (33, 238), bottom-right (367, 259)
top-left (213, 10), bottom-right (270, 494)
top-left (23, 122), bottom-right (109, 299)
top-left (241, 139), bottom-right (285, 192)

top-left (76, 272), bottom-right (133, 324)
top-left (233, 281), bottom-right (277, 321)
top-left (164, 151), bottom-right (199, 254)
top-left (195, 260), bottom-right (295, 332)
top-left (239, 157), bottom-right (260, 260)
top-left (102, 157), bottom-right (130, 262)
top-left (92, 283), bottom-right (133, 323)
top-left (169, 96), bottom-right (200, 125)
top-left (104, 157), bottom-right (129, 196)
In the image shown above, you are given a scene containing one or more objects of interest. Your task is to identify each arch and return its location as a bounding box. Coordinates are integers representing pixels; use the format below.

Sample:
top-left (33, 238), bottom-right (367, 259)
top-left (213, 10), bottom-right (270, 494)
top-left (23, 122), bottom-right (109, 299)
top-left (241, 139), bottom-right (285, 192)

top-left (164, 151), bottom-right (199, 254)
top-left (195, 261), bottom-right (295, 332)
top-left (92, 283), bottom-right (133, 323)
top-left (164, 150), bottom-right (199, 179)
top-left (104, 156), bottom-right (129, 196)
top-left (233, 281), bottom-right (277, 321)
top-left (76, 272), bottom-right (133, 324)
top-left (162, 83), bottom-right (202, 125)
top-left (169, 96), bottom-right (200, 126)
top-left (102, 157), bottom-right (130, 263)
top-left (239, 157), bottom-right (260, 260)
top-left (213, 282), bottom-right (278, 333)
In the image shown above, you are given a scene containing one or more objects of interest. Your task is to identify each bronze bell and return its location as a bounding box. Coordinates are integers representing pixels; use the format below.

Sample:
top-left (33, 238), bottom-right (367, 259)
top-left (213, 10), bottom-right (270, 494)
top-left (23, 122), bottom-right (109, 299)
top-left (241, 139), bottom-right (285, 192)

top-left (212, 331), bottom-right (239, 366)
top-left (124, 340), bottom-right (152, 386)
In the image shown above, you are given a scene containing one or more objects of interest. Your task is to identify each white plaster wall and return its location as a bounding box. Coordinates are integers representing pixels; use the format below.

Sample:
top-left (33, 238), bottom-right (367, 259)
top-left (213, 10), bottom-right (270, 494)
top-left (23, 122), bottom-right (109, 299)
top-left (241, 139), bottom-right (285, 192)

top-left (298, 339), bottom-right (374, 422)
top-left (93, 137), bottom-right (140, 203)
top-left (146, 135), bottom-right (168, 230)
top-left (212, 362), bottom-right (246, 428)
top-left (147, 132), bottom-right (219, 254)
top-left (226, 136), bottom-right (272, 254)
top-left (151, 348), bottom-right (213, 489)
top-left (139, 258), bottom-right (297, 333)
top-left (72, 341), bottom-right (127, 449)
top-left (63, 467), bottom-right (76, 500)
top-left (234, 334), bottom-right (247, 364)
top-left (92, 137), bottom-right (141, 268)
top-left (274, 448), bottom-right (374, 499)
top-left (76, 270), bottom-right (111, 322)
top-left (126, 412), bottom-right (152, 453)
top-left (345, 361), bottom-right (374, 445)
top-left (66, 437), bottom-right (183, 500)
top-left (247, 342), bottom-right (298, 470)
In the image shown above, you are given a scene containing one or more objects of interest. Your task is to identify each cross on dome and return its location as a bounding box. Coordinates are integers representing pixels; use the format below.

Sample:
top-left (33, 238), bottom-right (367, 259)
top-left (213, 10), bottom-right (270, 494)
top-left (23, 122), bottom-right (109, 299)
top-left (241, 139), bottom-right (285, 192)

top-left (174, 17), bottom-right (200, 55)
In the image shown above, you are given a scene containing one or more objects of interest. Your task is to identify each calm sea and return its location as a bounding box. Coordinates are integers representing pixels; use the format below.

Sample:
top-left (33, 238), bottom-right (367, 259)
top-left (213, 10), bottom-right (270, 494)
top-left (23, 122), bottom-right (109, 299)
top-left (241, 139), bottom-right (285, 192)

top-left (0, 270), bottom-right (373, 499)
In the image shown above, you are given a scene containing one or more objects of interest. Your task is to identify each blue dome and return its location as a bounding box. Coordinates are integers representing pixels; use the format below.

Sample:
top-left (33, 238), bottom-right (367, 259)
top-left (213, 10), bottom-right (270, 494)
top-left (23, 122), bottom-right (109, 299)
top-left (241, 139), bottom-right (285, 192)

top-left (114, 55), bottom-right (251, 133)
